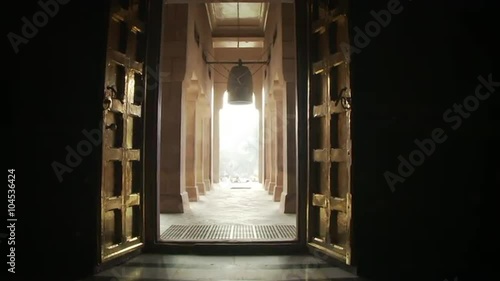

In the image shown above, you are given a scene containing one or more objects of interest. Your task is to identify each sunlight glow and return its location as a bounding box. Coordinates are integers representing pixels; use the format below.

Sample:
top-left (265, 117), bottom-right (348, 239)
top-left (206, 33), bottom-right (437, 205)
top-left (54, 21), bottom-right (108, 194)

top-left (219, 91), bottom-right (259, 182)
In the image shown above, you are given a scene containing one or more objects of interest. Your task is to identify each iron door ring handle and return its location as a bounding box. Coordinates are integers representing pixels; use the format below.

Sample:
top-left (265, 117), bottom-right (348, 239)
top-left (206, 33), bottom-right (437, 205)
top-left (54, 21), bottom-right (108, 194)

top-left (103, 96), bottom-right (112, 110)
top-left (341, 97), bottom-right (352, 110)
top-left (105, 123), bottom-right (118, 131)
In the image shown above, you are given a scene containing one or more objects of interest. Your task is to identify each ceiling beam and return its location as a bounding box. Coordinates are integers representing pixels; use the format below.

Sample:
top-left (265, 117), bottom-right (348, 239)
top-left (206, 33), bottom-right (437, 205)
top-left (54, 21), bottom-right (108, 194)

top-left (212, 30), bottom-right (265, 38)
top-left (212, 37), bottom-right (265, 48)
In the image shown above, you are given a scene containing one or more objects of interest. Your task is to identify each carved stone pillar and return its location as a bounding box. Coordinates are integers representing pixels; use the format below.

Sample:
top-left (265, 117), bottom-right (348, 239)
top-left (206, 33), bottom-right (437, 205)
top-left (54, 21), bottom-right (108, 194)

top-left (159, 4), bottom-right (190, 213)
top-left (280, 82), bottom-right (297, 213)
top-left (159, 80), bottom-right (190, 213)
top-left (264, 101), bottom-right (271, 190)
top-left (280, 2), bottom-right (297, 213)
top-left (268, 95), bottom-right (277, 195)
top-left (212, 83), bottom-right (225, 184)
top-left (272, 86), bottom-right (285, 202)
top-left (252, 70), bottom-right (264, 184)
top-left (203, 117), bottom-right (212, 191)
top-left (184, 83), bottom-right (199, 202)
top-left (195, 97), bottom-right (206, 196)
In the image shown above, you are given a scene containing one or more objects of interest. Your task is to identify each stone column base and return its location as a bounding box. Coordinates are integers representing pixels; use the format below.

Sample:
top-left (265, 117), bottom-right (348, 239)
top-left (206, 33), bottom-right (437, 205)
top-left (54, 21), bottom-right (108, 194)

top-left (279, 192), bottom-right (297, 213)
top-left (273, 185), bottom-right (283, 202)
top-left (264, 179), bottom-right (270, 190)
top-left (196, 182), bottom-right (206, 195)
top-left (159, 192), bottom-right (190, 213)
top-left (186, 186), bottom-right (199, 201)
top-left (268, 182), bottom-right (276, 195)
top-left (204, 179), bottom-right (211, 191)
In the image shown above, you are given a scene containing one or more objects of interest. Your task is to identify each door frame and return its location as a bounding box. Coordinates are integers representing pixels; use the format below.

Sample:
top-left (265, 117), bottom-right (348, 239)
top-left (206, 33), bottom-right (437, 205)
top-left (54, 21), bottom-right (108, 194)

top-left (141, 0), bottom-right (309, 254)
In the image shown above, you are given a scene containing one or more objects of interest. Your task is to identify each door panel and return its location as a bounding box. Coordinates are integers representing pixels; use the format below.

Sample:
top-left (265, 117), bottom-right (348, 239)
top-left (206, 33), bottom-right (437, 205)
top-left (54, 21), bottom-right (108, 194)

top-left (307, 0), bottom-right (353, 265)
top-left (100, 0), bottom-right (146, 263)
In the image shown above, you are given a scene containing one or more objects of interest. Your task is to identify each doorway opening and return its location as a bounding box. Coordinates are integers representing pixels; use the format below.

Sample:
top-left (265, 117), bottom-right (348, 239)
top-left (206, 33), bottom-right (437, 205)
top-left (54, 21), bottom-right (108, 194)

top-left (99, 0), bottom-right (353, 268)
top-left (157, 0), bottom-right (298, 242)
top-left (219, 92), bottom-right (259, 185)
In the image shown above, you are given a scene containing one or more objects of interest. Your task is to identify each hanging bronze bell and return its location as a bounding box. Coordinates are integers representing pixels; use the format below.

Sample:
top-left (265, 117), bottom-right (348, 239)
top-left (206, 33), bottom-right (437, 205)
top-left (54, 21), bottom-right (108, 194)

top-left (227, 59), bottom-right (253, 105)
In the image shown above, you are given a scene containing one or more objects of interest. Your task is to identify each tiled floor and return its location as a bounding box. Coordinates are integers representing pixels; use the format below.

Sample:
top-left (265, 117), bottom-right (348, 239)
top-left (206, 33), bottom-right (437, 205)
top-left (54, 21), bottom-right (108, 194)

top-left (160, 182), bottom-right (296, 237)
top-left (84, 254), bottom-right (363, 280)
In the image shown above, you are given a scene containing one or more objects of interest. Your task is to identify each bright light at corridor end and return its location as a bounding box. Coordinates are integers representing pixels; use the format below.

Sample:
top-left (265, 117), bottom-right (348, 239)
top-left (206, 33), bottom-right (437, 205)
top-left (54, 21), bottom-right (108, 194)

top-left (221, 91), bottom-right (258, 138)
top-left (220, 91), bottom-right (259, 181)
top-left (223, 91), bottom-right (256, 109)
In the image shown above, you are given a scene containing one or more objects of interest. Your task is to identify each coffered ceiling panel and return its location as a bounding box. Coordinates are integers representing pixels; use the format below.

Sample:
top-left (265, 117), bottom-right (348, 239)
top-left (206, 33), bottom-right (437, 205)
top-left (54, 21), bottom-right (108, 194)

top-left (206, 2), bottom-right (269, 37)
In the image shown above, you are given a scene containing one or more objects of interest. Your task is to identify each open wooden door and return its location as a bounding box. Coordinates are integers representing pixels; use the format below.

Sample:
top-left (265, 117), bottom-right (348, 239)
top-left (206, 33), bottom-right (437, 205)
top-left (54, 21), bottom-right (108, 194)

top-left (307, 0), bottom-right (354, 266)
top-left (99, 0), bottom-right (148, 264)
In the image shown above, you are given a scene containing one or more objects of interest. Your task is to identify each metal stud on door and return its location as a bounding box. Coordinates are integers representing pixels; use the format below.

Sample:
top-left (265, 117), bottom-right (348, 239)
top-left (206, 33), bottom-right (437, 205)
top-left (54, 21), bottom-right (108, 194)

top-left (100, 0), bottom-right (146, 263)
top-left (308, 0), bottom-right (353, 265)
